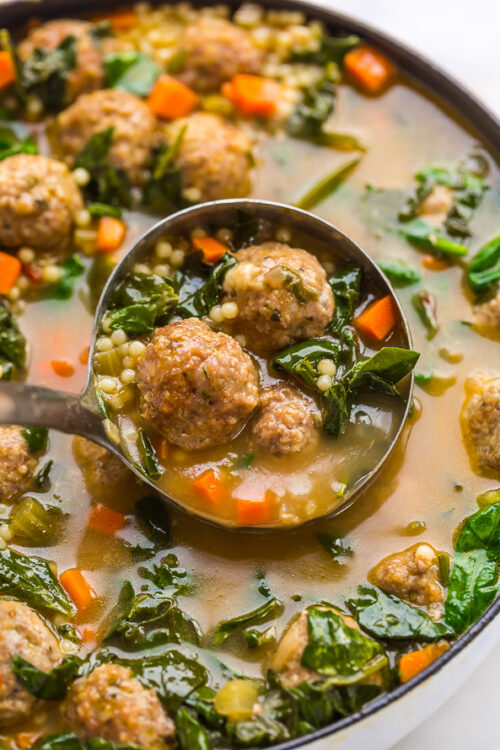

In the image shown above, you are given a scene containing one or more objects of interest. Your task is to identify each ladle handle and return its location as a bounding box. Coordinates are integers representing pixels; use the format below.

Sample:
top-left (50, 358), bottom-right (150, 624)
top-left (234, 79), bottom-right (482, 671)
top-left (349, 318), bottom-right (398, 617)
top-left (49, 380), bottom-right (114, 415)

top-left (0, 381), bottom-right (112, 450)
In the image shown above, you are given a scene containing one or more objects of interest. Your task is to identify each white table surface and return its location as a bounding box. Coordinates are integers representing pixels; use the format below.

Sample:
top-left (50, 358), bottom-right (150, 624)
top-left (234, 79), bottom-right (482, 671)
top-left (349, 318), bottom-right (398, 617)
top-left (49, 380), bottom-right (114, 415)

top-left (315, 1), bottom-right (500, 747)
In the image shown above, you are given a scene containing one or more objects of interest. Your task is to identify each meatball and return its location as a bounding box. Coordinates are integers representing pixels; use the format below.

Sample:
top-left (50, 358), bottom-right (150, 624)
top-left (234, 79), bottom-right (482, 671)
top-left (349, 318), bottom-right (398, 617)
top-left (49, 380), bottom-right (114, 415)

top-left (62, 663), bottom-right (175, 747)
top-left (170, 113), bottom-right (253, 201)
top-left (0, 599), bottom-right (62, 726)
top-left (271, 606), bottom-right (382, 689)
top-left (370, 543), bottom-right (443, 608)
top-left (55, 90), bottom-right (159, 184)
top-left (461, 374), bottom-right (500, 472)
top-left (137, 318), bottom-right (259, 451)
top-left (73, 436), bottom-right (141, 505)
top-left (222, 242), bottom-right (335, 352)
top-left (17, 20), bottom-right (105, 103)
top-left (0, 426), bottom-right (39, 502)
top-left (252, 383), bottom-right (317, 455)
top-left (473, 292), bottom-right (500, 333)
top-left (0, 154), bottom-right (83, 252)
top-left (176, 17), bottom-right (264, 93)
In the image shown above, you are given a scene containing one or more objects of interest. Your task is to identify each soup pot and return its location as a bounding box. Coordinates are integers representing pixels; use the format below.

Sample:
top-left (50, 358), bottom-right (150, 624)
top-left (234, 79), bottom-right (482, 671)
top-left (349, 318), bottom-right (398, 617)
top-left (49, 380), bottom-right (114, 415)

top-left (2, 0), bottom-right (500, 748)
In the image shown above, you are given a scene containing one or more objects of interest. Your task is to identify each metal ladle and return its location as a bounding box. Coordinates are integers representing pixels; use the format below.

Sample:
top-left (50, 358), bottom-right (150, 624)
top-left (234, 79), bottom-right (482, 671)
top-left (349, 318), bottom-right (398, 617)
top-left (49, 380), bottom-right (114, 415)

top-left (0, 199), bottom-right (414, 529)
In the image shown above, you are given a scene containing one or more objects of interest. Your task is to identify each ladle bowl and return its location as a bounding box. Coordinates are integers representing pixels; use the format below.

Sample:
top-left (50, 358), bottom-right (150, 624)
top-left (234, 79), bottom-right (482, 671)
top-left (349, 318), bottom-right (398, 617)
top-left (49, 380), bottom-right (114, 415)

top-left (0, 199), bottom-right (414, 529)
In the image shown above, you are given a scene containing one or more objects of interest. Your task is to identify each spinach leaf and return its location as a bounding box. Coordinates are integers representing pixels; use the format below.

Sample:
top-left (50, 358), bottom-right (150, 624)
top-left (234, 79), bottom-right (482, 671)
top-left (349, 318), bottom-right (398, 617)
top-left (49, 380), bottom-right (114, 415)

top-left (176, 706), bottom-right (212, 750)
top-left (0, 547), bottom-right (75, 615)
top-left (270, 265), bottom-right (318, 303)
top-left (134, 428), bottom-right (162, 481)
top-left (291, 34), bottom-right (360, 65)
top-left (244, 625), bottom-right (276, 650)
top-left (135, 494), bottom-right (171, 547)
top-left (21, 426), bottom-right (48, 452)
top-left (88, 20), bottom-right (113, 41)
top-left (412, 290), bottom-right (439, 339)
top-left (19, 35), bottom-right (77, 111)
top-left (322, 381), bottom-right (348, 437)
top-left (33, 460), bottom-right (53, 489)
top-left (378, 259), bottom-right (421, 287)
top-left (346, 347), bottom-right (419, 393)
top-left (33, 732), bottom-right (140, 750)
top-left (74, 128), bottom-right (130, 207)
top-left (111, 272), bottom-right (178, 313)
top-left (328, 265), bottom-right (363, 334)
top-left (0, 120), bottom-right (37, 160)
top-left (467, 234), bottom-right (500, 294)
top-left (289, 680), bottom-right (381, 730)
top-left (346, 584), bottom-right (453, 641)
top-left (45, 255), bottom-right (85, 300)
top-left (215, 576), bottom-right (282, 646)
top-left (286, 63), bottom-right (337, 140)
top-left (105, 51), bottom-right (159, 97)
top-left (177, 253), bottom-right (237, 318)
top-left (12, 654), bottom-right (81, 700)
top-left (0, 302), bottom-right (26, 376)
top-left (274, 338), bottom-right (340, 387)
top-left (143, 126), bottom-right (185, 213)
top-left (444, 500), bottom-right (500, 633)
top-left (185, 685), bottom-right (225, 729)
top-left (107, 304), bottom-right (156, 334)
top-left (317, 533), bottom-right (353, 564)
top-left (87, 202), bottom-right (122, 218)
top-left (301, 607), bottom-right (387, 683)
top-left (398, 219), bottom-right (468, 257)
top-left (295, 155), bottom-right (360, 211)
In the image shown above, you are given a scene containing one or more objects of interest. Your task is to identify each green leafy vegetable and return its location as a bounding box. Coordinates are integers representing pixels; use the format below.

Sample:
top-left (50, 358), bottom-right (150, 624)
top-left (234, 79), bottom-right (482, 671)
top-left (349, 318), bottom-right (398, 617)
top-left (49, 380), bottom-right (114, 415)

top-left (105, 51), bottom-right (159, 96)
top-left (467, 234), bottom-right (500, 294)
top-left (74, 127), bottom-right (130, 207)
top-left (317, 533), bottom-right (353, 564)
top-left (33, 459), bottom-right (53, 489)
top-left (0, 547), bottom-right (75, 615)
top-left (301, 607), bottom-right (387, 683)
top-left (328, 265), bottom-right (363, 334)
top-left (12, 654), bottom-right (81, 699)
top-left (87, 202), bottom-right (122, 218)
top-left (107, 273), bottom-right (178, 334)
top-left (45, 255), bottom-right (85, 300)
top-left (286, 63), bottom-right (337, 141)
top-left (274, 338), bottom-right (340, 388)
top-left (347, 347), bottom-right (420, 393)
top-left (346, 584), bottom-right (453, 641)
top-left (291, 34), bottom-right (360, 65)
top-left (33, 732), bottom-right (140, 750)
top-left (398, 219), bottom-right (468, 257)
top-left (18, 35), bottom-right (77, 111)
top-left (215, 575), bottom-right (281, 645)
top-left (269, 265), bottom-right (318, 303)
top-left (135, 495), bottom-right (171, 547)
top-left (244, 625), bottom-right (276, 650)
top-left (21, 426), bottom-right (48, 452)
top-left (176, 706), bottom-right (212, 750)
top-left (444, 500), bottom-right (500, 633)
top-left (177, 253), bottom-right (237, 318)
top-left (412, 290), bottom-right (439, 339)
top-left (378, 259), bottom-right (421, 287)
top-left (0, 302), bottom-right (26, 378)
top-left (107, 304), bottom-right (156, 334)
top-left (0, 120), bottom-right (37, 160)
top-left (295, 155), bottom-right (360, 210)
top-left (134, 428), bottom-right (162, 481)
top-left (143, 126), bottom-right (185, 213)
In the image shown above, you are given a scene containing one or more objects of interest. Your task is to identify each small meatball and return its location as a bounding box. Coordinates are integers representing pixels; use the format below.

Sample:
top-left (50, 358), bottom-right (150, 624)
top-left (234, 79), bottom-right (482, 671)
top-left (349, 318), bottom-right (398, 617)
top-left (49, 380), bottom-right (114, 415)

top-left (72, 436), bottom-right (140, 504)
top-left (418, 185), bottom-right (454, 227)
top-left (473, 292), bottom-right (500, 333)
top-left (461, 374), bottom-right (500, 472)
top-left (252, 384), bottom-right (317, 455)
top-left (0, 426), bottom-right (38, 502)
top-left (170, 113), bottom-right (253, 201)
top-left (176, 17), bottom-right (264, 93)
top-left (0, 154), bottom-right (83, 252)
top-left (222, 242), bottom-right (334, 352)
top-left (56, 90), bottom-right (159, 184)
top-left (370, 543), bottom-right (443, 607)
top-left (0, 599), bottom-right (62, 726)
top-left (271, 606), bottom-right (382, 689)
top-left (62, 663), bottom-right (175, 747)
top-left (137, 318), bottom-right (259, 451)
top-left (17, 20), bottom-right (105, 103)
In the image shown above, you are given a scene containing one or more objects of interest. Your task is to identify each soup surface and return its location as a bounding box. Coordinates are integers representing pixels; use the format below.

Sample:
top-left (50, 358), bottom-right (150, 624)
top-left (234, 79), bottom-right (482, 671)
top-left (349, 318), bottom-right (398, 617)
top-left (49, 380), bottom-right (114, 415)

top-left (0, 3), bottom-right (499, 749)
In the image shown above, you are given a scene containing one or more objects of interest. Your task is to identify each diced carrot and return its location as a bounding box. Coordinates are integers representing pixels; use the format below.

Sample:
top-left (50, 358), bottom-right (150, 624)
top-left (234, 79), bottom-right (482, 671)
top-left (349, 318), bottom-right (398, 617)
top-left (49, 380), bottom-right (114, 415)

top-left (0, 252), bottom-right (21, 294)
top-left (421, 254), bottom-right (450, 271)
top-left (147, 74), bottom-right (198, 119)
top-left (79, 346), bottom-right (90, 365)
top-left (193, 236), bottom-right (228, 264)
top-left (399, 642), bottom-right (449, 683)
top-left (93, 9), bottom-right (137, 31)
top-left (50, 360), bottom-right (75, 378)
top-left (354, 295), bottom-right (396, 341)
top-left (15, 733), bottom-right (41, 750)
top-left (192, 469), bottom-right (226, 506)
top-left (78, 626), bottom-right (98, 645)
top-left (87, 503), bottom-right (127, 536)
top-left (344, 45), bottom-right (395, 94)
top-left (60, 569), bottom-right (97, 611)
top-left (236, 490), bottom-right (274, 526)
top-left (0, 51), bottom-right (16, 90)
top-left (96, 216), bottom-right (126, 253)
top-left (22, 263), bottom-right (42, 284)
top-left (223, 74), bottom-right (279, 117)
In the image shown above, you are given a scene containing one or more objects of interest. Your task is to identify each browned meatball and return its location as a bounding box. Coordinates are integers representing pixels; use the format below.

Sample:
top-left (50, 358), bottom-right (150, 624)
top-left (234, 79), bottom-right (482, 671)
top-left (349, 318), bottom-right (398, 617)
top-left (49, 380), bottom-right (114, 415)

top-left (222, 242), bottom-right (334, 352)
top-left (170, 113), bottom-right (253, 201)
top-left (0, 599), bottom-right (62, 726)
top-left (176, 17), bottom-right (264, 93)
top-left (137, 318), bottom-right (259, 450)
top-left (62, 663), bottom-right (175, 747)
top-left (56, 90), bottom-right (159, 184)
top-left (370, 544), bottom-right (443, 608)
top-left (73, 436), bottom-right (141, 505)
top-left (0, 154), bottom-right (83, 251)
top-left (0, 426), bottom-right (39, 502)
top-left (17, 20), bottom-right (106, 104)
top-left (252, 383), bottom-right (317, 455)
top-left (473, 292), bottom-right (500, 334)
top-left (461, 374), bottom-right (500, 472)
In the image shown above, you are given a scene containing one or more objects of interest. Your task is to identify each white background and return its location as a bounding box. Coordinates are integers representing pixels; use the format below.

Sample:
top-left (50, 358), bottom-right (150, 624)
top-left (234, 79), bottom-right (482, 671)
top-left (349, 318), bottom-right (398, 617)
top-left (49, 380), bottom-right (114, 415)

top-left (313, 0), bottom-right (500, 747)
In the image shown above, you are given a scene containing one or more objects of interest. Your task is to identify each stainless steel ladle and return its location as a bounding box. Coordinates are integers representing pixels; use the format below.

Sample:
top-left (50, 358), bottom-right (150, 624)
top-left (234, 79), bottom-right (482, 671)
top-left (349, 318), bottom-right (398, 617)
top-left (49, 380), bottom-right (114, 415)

top-left (0, 199), bottom-right (414, 528)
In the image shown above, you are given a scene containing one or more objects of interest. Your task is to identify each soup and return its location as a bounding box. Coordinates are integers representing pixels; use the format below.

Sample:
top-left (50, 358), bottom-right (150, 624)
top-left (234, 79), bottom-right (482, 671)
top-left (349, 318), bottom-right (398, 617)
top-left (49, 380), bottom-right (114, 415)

top-left (0, 3), bottom-right (498, 749)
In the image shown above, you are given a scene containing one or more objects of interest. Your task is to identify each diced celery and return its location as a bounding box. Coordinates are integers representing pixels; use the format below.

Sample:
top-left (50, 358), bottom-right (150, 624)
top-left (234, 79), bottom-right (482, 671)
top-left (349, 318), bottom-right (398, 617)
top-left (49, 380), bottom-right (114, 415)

top-left (9, 497), bottom-right (61, 546)
top-left (94, 348), bottom-right (123, 377)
